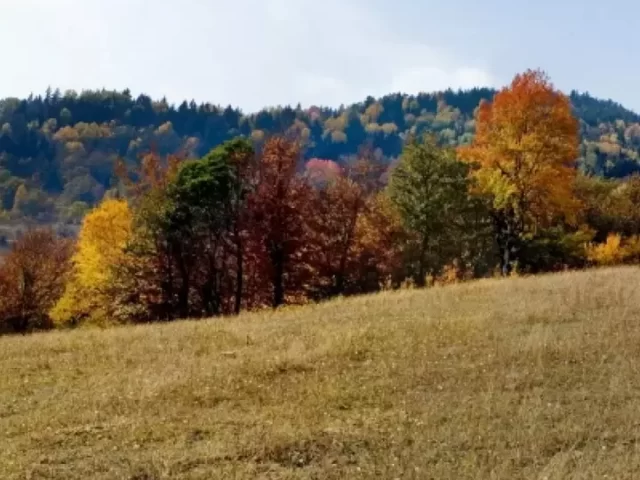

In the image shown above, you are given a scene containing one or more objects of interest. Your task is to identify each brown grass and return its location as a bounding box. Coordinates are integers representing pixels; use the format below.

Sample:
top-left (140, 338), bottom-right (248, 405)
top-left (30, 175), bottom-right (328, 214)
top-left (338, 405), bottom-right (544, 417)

top-left (3, 267), bottom-right (640, 479)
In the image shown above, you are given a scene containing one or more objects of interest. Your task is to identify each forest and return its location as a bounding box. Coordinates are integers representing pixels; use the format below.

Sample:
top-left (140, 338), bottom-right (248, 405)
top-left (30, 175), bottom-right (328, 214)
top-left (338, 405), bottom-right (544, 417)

top-left (2, 69), bottom-right (640, 333)
top-left (1, 74), bottom-right (640, 231)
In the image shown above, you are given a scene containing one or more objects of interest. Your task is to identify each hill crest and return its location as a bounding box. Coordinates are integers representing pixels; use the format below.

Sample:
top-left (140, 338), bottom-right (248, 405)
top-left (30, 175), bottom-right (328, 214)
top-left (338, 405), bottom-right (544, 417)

top-left (1, 86), bottom-right (640, 225)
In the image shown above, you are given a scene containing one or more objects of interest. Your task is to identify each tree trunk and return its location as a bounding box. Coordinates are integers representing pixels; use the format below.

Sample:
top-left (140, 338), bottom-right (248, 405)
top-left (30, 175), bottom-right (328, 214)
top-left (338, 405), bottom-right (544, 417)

top-left (234, 232), bottom-right (243, 315)
top-left (202, 239), bottom-right (221, 317)
top-left (334, 251), bottom-right (347, 295)
top-left (175, 251), bottom-right (191, 319)
top-left (334, 205), bottom-right (359, 296)
top-left (178, 275), bottom-right (190, 318)
top-left (272, 247), bottom-right (285, 308)
top-left (494, 211), bottom-right (516, 277)
top-left (416, 236), bottom-right (429, 287)
top-left (501, 242), bottom-right (512, 277)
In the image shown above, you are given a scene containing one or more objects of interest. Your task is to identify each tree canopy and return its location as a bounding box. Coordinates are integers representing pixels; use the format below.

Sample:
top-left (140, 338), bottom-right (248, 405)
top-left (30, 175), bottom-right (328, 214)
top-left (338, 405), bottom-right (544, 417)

top-left (5, 70), bottom-right (640, 334)
top-left (0, 86), bottom-right (639, 228)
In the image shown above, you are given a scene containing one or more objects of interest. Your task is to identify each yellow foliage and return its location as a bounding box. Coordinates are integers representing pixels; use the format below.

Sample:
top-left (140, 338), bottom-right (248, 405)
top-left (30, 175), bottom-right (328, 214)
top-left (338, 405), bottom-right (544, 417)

top-left (434, 260), bottom-right (468, 286)
top-left (363, 102), bottom-right (384, 123)
top-left (587, 234), bottom-right (627, 266)
top-left (51, 199), bottom-right (132, 326)
top-left (53, 126), bottom-right (80, 142)
top-left (155, 121), bottom-right (173, 135)
top-left (251, 130), bottom-right (265, 142)
top-left (598, 141), bottom-right (622, 156)
top-left (331, 131), bottom-right (347, 143)
top-left (623, 236), bottom-right (640, 261)
top-left (380, 123), bottom-right (398, 135)
top-left (324, 114), bottom-right (347, 133)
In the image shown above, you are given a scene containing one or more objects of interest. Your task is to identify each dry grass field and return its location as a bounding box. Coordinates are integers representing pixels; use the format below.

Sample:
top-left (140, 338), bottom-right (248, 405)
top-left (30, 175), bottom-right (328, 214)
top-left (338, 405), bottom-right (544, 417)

top-left (3, 267), bottom-right (640, 479)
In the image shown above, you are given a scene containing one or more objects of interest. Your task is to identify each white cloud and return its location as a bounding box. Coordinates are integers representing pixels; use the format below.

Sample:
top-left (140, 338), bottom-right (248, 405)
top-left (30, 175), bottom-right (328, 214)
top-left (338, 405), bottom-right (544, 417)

top-left (0, 0), bottom-right (498, 111)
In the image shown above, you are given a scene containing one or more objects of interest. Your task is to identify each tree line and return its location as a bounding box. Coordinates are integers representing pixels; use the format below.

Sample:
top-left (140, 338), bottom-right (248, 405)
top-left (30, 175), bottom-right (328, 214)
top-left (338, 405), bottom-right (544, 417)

top-left (2, 73), bottom-right (640, 228)
top-left (2, 70), bottom-right (640, 333)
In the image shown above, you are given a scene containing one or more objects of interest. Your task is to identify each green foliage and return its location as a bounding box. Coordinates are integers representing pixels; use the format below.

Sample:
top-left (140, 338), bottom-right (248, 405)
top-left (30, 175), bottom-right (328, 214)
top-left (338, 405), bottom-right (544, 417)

top-left (0, 87), bottom-right (639, 226)
top-left (388, 135), bottom-right (477, 284)
top-left (517, 227), bottom-right (594, 273)
top-left (9, 72), bottom-right (640, 333)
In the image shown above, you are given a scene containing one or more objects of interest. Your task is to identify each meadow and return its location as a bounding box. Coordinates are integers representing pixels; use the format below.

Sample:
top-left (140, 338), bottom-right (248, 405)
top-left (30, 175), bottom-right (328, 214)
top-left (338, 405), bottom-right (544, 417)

top-left (2, 267), bottom-right (640, 479)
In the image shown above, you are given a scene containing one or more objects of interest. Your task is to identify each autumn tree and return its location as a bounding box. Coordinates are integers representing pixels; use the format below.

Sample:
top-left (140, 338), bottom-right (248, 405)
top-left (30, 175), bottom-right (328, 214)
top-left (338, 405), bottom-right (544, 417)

top-left (458, 70), bottom-right (580, 275)
top-left (305, 158), bottom-right (342, 187)
top-left (110, 141), bottom-right (256, 321)
top-left (111, 187), bottom-right (176, 322)
top-left (249, 136), bottom-right (313, 307)
top-left (350, 191), bottom-right (407, 291)
top-left (309, 173), bottom-right (363, 296)
top-left (306, 148), bottom-right (388, 296)
top-left (577, 173), bottom-right (640, 240)
top-left (51, 198), bottom-right (132, 326)
top-left (0, 229), bottom-right (72, 333)
top-left (389, 134), bottom-right (476, 286)
top-left (108, 151), bottom-right (185, 322)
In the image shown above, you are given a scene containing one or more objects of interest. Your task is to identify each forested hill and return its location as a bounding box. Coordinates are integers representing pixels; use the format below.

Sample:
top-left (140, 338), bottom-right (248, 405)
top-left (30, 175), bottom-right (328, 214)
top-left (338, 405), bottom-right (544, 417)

top-left (1, 87), bottom-right (639, 224)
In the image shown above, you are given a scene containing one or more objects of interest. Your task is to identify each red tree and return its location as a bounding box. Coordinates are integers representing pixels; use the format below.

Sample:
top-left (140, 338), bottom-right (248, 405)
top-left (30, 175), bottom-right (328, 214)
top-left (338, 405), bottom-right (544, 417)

top-left (0, 229), bottom-right (73, 333)
top-left (247, 137), bottom-right (314, 307)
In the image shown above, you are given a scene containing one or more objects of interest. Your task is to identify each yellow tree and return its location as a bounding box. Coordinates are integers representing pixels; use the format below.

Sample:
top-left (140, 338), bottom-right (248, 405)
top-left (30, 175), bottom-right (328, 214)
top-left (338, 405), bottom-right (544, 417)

top-left (51, 198), bottom-right (132, 325)
top-left (458, 70), bottom-right (580, 275)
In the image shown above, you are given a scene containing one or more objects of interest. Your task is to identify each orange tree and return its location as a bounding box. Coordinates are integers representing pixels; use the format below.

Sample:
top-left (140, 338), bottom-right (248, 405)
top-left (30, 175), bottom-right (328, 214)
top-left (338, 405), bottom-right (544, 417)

top-left (459, 70), bottom-right (580, 275)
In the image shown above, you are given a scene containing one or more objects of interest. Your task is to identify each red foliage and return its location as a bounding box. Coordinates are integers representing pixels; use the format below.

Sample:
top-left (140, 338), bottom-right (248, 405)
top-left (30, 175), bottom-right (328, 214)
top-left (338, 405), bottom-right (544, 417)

top-left (0, 229), bottom-right (73, 332)
top-left (305, 158), bottom-right (343, 186)
top-left (246, 137), bottom-right (315, 307)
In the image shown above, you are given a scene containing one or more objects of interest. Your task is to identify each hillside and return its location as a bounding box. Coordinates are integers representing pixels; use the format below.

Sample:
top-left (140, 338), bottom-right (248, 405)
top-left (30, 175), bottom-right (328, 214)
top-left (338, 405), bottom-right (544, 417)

top-left (2, 267), bottom-right (640, 479)
top-left (1, 87), bottom-right (640, 225)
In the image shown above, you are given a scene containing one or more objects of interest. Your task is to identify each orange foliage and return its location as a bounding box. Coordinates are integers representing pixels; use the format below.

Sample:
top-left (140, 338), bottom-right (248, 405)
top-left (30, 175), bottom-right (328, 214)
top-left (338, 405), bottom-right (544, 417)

top-left (458, 70), bottom-right (581, 275)
top-left (459, 69), bottom-right (580, 229)
top-left (352, 193), bottom-right (406, 290)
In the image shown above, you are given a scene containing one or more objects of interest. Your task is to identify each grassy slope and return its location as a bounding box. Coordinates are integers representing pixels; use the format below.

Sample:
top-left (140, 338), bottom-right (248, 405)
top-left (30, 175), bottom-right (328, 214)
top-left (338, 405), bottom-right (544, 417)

top-left (3, 268), bottom-right (640, 479)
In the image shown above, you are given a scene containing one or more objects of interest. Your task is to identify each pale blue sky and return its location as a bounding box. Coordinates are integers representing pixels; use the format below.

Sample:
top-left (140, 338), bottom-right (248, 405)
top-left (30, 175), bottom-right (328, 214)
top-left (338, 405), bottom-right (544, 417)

top-left (1, 0), bottom-right (637, 112)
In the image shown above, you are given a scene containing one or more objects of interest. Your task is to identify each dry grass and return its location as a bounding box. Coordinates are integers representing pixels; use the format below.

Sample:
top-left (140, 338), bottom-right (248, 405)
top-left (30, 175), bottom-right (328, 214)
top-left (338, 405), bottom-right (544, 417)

top-left (3, 267), bottom-right (640, 479)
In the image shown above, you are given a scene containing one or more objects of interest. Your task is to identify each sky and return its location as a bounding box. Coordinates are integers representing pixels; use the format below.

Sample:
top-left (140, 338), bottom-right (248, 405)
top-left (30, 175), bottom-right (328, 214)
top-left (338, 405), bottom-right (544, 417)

top-left (1, 0), bottom-right (639, 113)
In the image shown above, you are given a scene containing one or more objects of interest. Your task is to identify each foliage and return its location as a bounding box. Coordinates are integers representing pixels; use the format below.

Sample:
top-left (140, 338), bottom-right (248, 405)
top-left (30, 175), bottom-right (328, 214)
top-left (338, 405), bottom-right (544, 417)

top-left (308, 151), bottom-right (390, 297)
top-left (586, 233), bottom-right (640, 266)
top-left (50, 199), bottom-right (132, 326)
top-left (459, 70), bottom-right (581, 275)
top-left (576, 173), bottom-right (640, 240)
top-left (517, 226), bottom-right (594, 273)
top-left (164, 145), bottom-right (236, 317)
top-left (249, 137), bottom-right (315, 307)
top-left (389, 134), bottom-right (478, 285)
top-left (8, 70), bottom-right (640, 331)
top-left (0, 229), bottom-right (72, 332)
top-left (587, 234), bottom-right (626, 265)
top-left (1, 85), bottom-right (640, 226)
